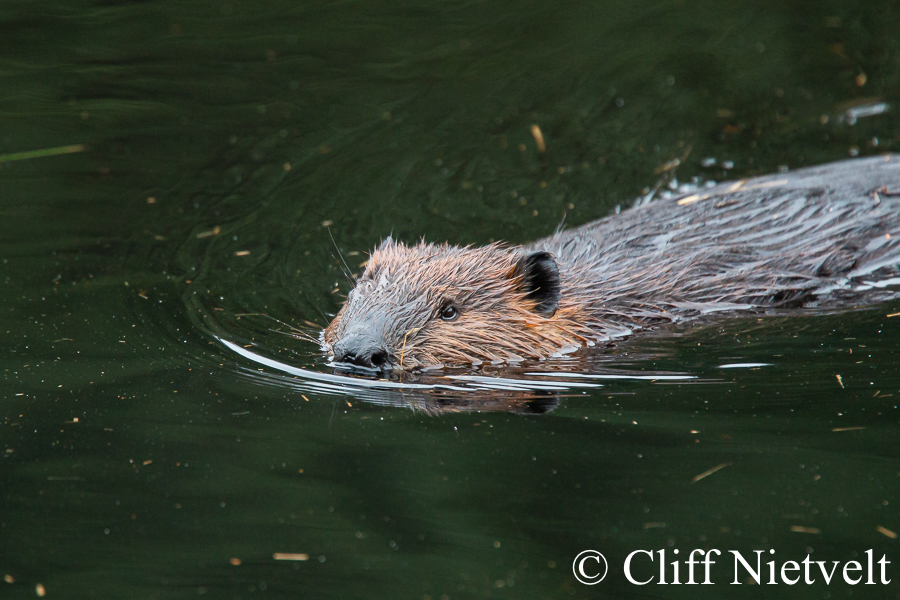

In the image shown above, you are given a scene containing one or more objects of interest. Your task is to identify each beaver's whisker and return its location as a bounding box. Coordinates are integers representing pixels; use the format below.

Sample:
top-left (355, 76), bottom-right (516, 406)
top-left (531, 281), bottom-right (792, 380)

top-left (230, 312), bottom-right (322, 345)
top-left (267, 328), bottom-right (318, 344)
top-left (399, 327), bottom-right (422, 370)
top-left (326, 226), bottom-right (356, 286)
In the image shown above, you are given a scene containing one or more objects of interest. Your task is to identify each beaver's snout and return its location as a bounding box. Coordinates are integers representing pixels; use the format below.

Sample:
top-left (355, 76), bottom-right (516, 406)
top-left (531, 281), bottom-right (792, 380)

top-left (332, 327), bottom-right (389, 369)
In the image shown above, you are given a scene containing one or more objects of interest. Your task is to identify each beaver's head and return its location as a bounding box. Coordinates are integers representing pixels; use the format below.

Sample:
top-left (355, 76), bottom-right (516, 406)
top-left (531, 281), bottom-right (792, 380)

top-left (321, 238), bottom-right (587, 371)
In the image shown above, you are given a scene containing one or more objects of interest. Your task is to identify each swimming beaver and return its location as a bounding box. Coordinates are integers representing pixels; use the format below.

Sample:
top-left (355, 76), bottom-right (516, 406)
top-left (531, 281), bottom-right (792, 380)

top-left (322, 155), bottom-right (900, 371)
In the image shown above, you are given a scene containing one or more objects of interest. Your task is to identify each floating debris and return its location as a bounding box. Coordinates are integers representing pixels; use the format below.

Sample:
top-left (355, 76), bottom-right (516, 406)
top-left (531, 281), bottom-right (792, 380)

top-left (877, 526), bottom-right (898, 539)
top-left (654, 158), bottom-right (681, 174)
top-left (839, 100), bottom-right (890, 125)
top-left (789, 525), bottom-right (821, 535)
top-left (835, 374), bottom-right (844, 388)
top-left (530, 124), bottom-right (546, 153)
top-left (692, 462), bottom-right (731, 483)
top-left (196, 226), bottom-right (221, 239)
top-left (273, 553), bottom-right (309, 561)
top-left (0, 144), bottom-right (86, 163)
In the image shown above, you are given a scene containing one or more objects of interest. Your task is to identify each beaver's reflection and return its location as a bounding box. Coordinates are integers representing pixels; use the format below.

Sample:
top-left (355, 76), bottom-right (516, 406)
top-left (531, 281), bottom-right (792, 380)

top-left (355, 387), bottom-right (563, 415)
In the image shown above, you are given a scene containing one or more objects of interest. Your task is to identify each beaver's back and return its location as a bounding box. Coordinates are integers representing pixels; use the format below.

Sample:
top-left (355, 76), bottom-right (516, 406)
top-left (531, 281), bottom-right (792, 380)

top-left (530, 155), bottom-right (900, 323)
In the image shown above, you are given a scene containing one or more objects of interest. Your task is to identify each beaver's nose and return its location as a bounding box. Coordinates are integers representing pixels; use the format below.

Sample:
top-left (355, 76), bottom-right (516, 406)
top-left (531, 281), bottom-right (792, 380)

top-left (333, 333), bottom-right (389, 369)
top-left (339, 348), bottom-right (388, 369)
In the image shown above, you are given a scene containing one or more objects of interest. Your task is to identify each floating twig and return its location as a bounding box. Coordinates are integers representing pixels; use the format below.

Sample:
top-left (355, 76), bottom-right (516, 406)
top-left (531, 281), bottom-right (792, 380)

top-left (0, 144), bottom-right (86, 163)
top-left (692, 462), bottom-right (731, 483)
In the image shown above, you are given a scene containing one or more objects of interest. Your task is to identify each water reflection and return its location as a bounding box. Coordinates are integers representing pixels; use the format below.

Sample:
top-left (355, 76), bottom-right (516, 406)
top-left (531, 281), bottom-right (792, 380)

top-left (217, 337), bottom-right (703, 415)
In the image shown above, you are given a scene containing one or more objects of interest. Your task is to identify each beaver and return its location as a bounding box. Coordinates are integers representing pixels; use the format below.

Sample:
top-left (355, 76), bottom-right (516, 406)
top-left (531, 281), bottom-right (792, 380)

top-left (322, 155), bottom-right (900, 371)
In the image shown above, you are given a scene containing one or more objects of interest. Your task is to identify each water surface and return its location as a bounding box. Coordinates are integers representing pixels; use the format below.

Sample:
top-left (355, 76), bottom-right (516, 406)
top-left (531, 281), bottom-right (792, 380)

top-left (2, 1), bottom-right (899, 598)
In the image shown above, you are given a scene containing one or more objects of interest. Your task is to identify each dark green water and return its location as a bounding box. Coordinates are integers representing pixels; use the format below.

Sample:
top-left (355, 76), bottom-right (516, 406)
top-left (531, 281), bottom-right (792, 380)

top-left (2, 1), bottom-right (899, 598)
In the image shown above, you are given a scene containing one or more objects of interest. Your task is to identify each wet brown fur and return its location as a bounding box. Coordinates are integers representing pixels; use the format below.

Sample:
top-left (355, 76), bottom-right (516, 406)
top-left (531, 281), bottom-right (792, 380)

top-left (323, 156), bottom-right (900, 370)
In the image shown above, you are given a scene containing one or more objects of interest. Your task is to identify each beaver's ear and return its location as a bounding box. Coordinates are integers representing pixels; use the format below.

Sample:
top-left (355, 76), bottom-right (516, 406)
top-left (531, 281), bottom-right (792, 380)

top-left (513, 251), bottom-right (560, 317)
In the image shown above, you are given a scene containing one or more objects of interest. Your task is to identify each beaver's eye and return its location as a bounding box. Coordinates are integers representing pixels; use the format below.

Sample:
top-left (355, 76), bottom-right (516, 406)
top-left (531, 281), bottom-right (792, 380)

top-left (440, 303), bottom-right (460, 321)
